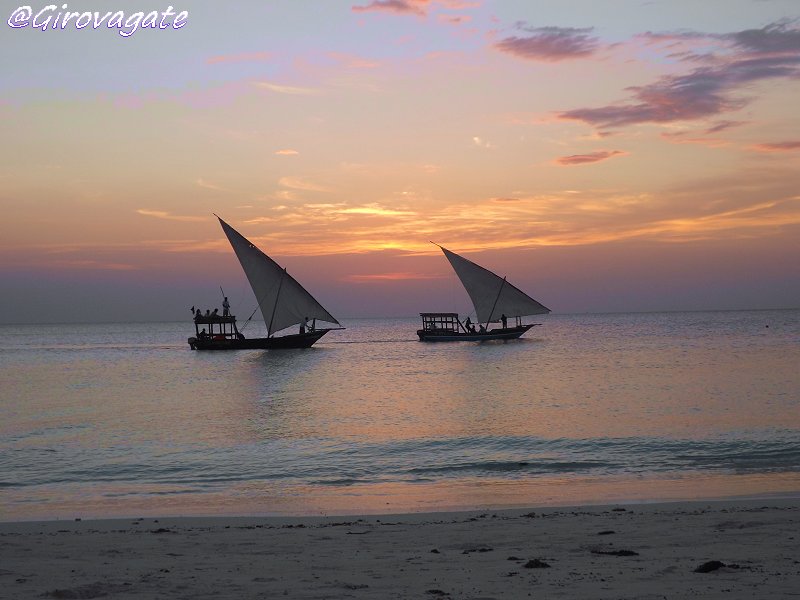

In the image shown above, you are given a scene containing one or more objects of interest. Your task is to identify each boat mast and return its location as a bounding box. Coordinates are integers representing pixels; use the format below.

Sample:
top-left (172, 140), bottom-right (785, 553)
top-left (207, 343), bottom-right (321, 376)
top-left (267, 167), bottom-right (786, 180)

top-left (267, 268), bottom-right (287, 337)
top-left (485, 276), bottom-right (507, 329)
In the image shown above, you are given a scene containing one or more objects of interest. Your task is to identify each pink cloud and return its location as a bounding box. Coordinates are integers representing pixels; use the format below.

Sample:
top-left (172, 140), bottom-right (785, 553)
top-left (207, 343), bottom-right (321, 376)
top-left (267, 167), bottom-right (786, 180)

top-left (659, 134), bottom-right (731, 148)
top-left (495, 26), bottom-right (601, 62)
top-left (437, 14), bottom-right (471, 25)
top-left (113, 81), bottom-right (252, 110)
top-left (326, 52), bottom-right (381, 69)
top-left (555, 150), bottom-right (627, 166)
top-left (751, 141), bottom-right (800, 152)
top-left (351, 0), bottom-right (478, 17)
top-left (660, 120), bottom-right (748, 146)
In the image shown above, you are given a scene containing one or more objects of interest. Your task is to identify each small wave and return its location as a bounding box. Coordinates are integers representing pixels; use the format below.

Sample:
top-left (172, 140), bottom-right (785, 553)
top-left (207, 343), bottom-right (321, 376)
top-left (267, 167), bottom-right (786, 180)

top-left (407, 459), bottom-right (610, 476)
top-left (313, 478), bottom-right (367, 486)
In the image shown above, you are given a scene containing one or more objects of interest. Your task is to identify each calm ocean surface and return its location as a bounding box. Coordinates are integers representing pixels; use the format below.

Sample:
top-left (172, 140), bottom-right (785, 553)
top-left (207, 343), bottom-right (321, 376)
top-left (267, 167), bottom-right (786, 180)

top-left (1, 310), bottom-right (799, 521)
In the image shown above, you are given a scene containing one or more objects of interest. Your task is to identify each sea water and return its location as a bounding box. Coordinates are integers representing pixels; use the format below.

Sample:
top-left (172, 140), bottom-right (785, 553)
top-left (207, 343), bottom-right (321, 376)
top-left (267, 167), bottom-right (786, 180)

top-left (1, 310), bottom-right (799, 520)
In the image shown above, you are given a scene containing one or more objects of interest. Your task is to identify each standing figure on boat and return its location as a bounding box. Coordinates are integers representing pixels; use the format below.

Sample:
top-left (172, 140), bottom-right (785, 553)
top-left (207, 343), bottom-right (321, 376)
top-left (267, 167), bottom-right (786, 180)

top-left (501, 314), bottom-right (507, 329)
top-left (222, 297), bottom-right (230, 316)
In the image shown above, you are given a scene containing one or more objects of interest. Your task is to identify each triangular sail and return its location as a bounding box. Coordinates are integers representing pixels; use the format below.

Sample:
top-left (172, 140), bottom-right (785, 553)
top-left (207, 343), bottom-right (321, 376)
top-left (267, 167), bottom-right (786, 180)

top-left (438, 245), bottom-right (550, 324)
top-left (218, 217), bottom-right (339, 336)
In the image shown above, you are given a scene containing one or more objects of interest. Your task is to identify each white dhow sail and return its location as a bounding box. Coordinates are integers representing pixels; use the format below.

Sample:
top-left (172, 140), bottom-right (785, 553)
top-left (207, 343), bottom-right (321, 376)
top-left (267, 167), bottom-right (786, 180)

top-left (218, 217), bottom-right (339, 336)
top-left (438, 244), bottom-right (550, 324)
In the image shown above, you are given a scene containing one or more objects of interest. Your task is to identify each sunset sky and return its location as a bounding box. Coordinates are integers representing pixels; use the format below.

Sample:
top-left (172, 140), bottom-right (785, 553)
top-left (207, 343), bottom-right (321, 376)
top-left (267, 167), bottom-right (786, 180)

top-left (2, 0), bottom-right (799, 323)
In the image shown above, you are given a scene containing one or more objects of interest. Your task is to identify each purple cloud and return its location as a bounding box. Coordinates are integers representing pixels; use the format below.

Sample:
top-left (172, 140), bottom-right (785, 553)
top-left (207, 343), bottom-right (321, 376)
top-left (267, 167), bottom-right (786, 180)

top-left (555, 150), bottom-right (627, 166)
top-left (495, 26), bottom-right (600, 62)
top-left (703, 120), bottom-right (749, 134)
top-left (559, 21), bottom-right (800, 129)
top-left (729, 19), bottom-right (800, 54)
top-left (640, 21), bottom-right (800, 60)
top-left (751, 141), bottom-right (800, 152)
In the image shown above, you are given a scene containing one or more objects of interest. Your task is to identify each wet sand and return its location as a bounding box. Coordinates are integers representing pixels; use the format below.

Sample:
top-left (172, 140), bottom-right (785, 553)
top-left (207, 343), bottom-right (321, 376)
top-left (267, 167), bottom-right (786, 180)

top-left (1, 499), bottom-right (798, 599)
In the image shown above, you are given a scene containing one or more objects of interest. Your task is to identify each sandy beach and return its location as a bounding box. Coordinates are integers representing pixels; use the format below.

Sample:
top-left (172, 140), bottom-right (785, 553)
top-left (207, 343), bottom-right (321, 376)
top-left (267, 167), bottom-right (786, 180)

top-left (1, 499), bottom-right (798, 599)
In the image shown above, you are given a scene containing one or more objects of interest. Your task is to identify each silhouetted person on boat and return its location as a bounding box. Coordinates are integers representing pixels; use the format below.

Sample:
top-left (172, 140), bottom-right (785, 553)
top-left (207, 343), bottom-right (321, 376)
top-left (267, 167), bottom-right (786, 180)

top-left (222, 297), bottom-right (230, 316)
top-left (205, 309), bottom-right (210, 317)
top-left (300, 316), bottom-right (309, 334)
top-left (212, 308), bottom-right (218, 317)
top-left (501, 314), bottom-right (507, 329)
top-left (465, 317), bottom-right (477, 333)
top-left (199, 328), bottom-right (208, 339)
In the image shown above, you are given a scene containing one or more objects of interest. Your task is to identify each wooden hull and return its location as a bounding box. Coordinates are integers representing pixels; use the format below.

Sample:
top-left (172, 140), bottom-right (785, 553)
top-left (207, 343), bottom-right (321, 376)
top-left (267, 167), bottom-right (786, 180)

top-left (189, 329), bottom-right (330, 350)
top-left (417, 324), bottom-right (537, 342)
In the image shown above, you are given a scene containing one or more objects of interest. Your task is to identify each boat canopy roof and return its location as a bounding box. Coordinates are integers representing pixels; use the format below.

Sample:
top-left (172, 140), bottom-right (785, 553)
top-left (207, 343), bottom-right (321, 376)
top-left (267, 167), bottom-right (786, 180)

top-left (420, 312), bottom-right (459, 317)
top-left (194, 314), bottom-right (236, 325)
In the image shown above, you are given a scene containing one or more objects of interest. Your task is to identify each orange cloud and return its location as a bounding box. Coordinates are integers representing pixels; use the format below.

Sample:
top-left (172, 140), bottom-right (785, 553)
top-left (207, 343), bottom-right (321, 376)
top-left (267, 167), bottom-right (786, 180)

top-left (137, 210), bottom-right (208, 222)
top-left (346, 272), bottom-right (444, 281)
top-left (277, 177), bottom-right (332, 192)
top-left (340, 205), bottom-right (417, 216)
top-left (45, 259), bottom-right (140, 271)
top-left (210, 164), bottom-right (800, 256)
top-left (555, 150), bottom-right (627, 166)
top-left (196, 178), bottom-right (229, 192)
top-left (352, 0), bottom-right (430, 16)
